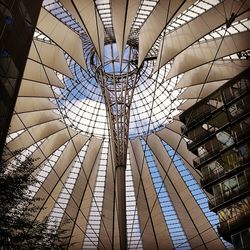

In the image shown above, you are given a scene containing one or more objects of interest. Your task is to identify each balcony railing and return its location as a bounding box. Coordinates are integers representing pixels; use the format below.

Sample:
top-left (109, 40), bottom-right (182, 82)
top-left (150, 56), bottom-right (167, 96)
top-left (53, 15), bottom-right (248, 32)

top-left (228, 103), bottom-right (249, 122)
top-left (233, 124), bottom-right (250, 143)
top-left (193, 146), bottom-right (221, 167)
top-left (193, 131), bottom-right (249, 168)
top-left (201, 167), bottom-right (226, 187)
top-left (201, 148), bottom-right (250, 187)
top-left (223, 83), bottom-right (250, 104)
top-left (183, 107), bottom-right (213, 130)
top-left (187, 129), bottom-right (215, 150)
top-left (218, 211), bottom-right (250, 237)
top-left (208, 180), bottom-right (250, 210)
top-left (200, 153), bottom-right (247, 187)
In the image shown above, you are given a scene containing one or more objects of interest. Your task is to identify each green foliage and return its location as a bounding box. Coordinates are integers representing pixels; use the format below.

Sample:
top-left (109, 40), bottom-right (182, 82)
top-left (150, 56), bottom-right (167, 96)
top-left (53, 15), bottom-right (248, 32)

top-left (0, 153), bottom-right (68, 249)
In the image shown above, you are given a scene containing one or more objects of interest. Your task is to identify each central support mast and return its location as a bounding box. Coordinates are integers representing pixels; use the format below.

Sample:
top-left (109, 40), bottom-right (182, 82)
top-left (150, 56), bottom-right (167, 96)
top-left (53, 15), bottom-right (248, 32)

top-left (94, 43), bottom-right (138, 249)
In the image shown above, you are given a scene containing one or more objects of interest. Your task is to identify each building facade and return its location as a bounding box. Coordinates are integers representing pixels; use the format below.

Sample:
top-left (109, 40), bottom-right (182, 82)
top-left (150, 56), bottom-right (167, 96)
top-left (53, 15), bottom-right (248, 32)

top-left (0, 0), bottom-right (42, 158)
top-left (180, 68), bottom-right (250, 249)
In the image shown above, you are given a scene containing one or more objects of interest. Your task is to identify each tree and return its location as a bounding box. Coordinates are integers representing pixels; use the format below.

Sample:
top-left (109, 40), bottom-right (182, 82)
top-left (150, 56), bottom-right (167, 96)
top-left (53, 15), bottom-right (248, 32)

top-left (0, 152), bottom-right (68, 249)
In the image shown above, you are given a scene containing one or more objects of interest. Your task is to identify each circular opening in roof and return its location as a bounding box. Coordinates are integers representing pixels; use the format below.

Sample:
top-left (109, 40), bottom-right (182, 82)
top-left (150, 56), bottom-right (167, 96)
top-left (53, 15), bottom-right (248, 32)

top-left (91, 43), bottom-right (138, 77)
top-left (104, 43), bottom-right (138, 74)
top-left (58, 40), bottom-right (184, 139)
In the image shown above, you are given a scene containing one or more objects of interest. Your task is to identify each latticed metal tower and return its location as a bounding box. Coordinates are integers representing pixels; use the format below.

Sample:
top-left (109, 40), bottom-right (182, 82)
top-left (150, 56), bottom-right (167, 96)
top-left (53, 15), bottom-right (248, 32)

top-left (93, 43), bottom-right (139, 249)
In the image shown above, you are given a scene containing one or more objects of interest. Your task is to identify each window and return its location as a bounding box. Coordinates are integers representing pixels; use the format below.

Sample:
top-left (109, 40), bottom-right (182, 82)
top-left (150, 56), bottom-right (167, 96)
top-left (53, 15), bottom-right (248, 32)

top-left (232, 233), bottom-right (243, 249)
top-left (232, 229), bottom-right (250, 250)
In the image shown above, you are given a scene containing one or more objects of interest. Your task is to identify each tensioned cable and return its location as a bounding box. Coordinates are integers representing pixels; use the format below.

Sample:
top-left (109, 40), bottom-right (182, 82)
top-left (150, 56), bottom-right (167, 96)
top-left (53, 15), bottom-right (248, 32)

top-left (134, 1), bottom-right (247, 248)
top-left (134, 21), bottom-right (223, 250)
top-left (8, 107), bottom-right (102, 247)
top-left (8, 1), bottom-right (148, 248)
top-left (72, 0), bottom-right (130, 245)
top-left (174, 206), bottom-right (248, 249)
top-left (89, 0), bottom-right (146, 246)
top-left (128, 0), bottom-right (179, 247)
top-left (171, 9), bottom-right (250, 249)
top-left (129, 0), bottom-right (205, 246)
top-left (5, 25), bottom-right (109, 247)
top-left (31, 38), bottom-right (112, 249)
top-left (42, 0), bottom-right (248, 246)
top-left (7, 129), bottom-right (100, 247)
top-left (63, 1), bottom-right (119, 245)
top-left (108, 136), bottom-right (117, 249)
top-left (33, 3), bottom-right (117, 243)
top-left (8, 101), bottom-right (100, 246)
top-left (1, 3), bottom-right (103, 246)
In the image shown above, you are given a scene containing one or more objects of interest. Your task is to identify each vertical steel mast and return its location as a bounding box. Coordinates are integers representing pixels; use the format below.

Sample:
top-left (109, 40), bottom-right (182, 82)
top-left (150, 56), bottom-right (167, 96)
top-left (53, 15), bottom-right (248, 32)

top-left (94, 43), bottom-right (139, 249)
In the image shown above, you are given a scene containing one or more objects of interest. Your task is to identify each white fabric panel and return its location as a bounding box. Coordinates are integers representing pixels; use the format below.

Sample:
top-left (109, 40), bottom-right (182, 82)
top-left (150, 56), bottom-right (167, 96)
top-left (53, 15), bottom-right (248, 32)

top-left (69, 139), bottom-right (103, 248)
top-left (29, 40), bottom-right (73, 78)
top-left (178, 99), bottom-right (199, 110)
top-left (4, 118), bottom-right (67, 162)
top-left (173, 114), bottom-right (180, 121)
top-left (112, 0), bottom-right (140, 62)
top-left (178, 81), bottom-right (226, 99)
top-left (138, 0), bottom-right (196, 67)
top-left (37, 7), bottom-right (86, 69)
top-left (155, 0), bottom-right (250, 71)
top-left (58, 137), bottom-right (103, 248)
top-left (98, 146), bottom-right (118, 249)
top-left (23, 59), bottom-right (65, 88)
top-left (176, 60), bottom-right (250, 88)
top-left (165, 120), bottom-right (183, 135)
top-left (31, 128), bottom-right (77, 167)
top-left (154, 155), bottom-right (206, 250)
top-left (6, 120), bottom-right (65, 153)
top-left (147, 134), bottom-right (225, 249)
top-left (59, 0), bottom-right (104, 62)
top-left (9, 110), bottom-right (60, 133)
top-left (18, 80), bottom-right (57, 98)
top-left (34, 134), bottom-right (88, 221)
top-left (129, 139), bottom-right (174, 250)
top-left (15, 97), bottom-right (57, 113)
top-left (166, 31), bottom-right (250, 79)
top-left (36, 164), bottom-right (72, 222)
top-left (154, 129), bottom-right (201, 181)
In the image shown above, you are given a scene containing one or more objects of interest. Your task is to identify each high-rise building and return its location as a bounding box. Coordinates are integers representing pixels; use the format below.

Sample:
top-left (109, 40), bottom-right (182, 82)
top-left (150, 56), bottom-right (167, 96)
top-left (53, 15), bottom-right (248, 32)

top-left (180, 69), bottom-right (250, 249)
top-left (0, 0), bottom-right (43, 158)
top-left (1, 0), bottom-right (250, 249)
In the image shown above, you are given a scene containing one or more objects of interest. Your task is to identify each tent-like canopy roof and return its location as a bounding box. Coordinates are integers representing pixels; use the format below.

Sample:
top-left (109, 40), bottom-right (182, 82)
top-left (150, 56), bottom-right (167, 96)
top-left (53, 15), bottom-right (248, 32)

top-left (4, 0), bottom-right (250, 249)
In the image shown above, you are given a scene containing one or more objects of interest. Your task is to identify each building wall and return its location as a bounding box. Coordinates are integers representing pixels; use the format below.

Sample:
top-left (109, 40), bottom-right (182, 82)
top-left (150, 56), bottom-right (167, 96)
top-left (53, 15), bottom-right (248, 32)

top-left (0, 0), bottom-right (42, 158)
top-left (180, 68), bottom-right (250, 249)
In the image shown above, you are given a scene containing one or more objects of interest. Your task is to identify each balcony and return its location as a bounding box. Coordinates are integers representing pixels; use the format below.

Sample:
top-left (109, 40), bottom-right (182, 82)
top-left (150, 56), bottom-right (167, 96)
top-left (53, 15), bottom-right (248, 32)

top-left (201, 164), bottom-right (246, 188)
top-left (193, 146), bottom-right (221, 168)
top-left (218, 211), bottom-right (250, 238)
top-left (201, 166), bottom-right (226, 187)
top-left (187, 129), bottom-right (215, 150)
top-left (208, 180), bottom-right (250, 211)
top-left (233, 124), bottom-right (250, 143)
top-left (200, 152), bottom-right (249, 187)
top-left (193, 133), bottom-right (242, 168)
top-left (184, 107), bottom-right (213, 131)
top-left (223, 82), bottom-right (250, 104)
top-left (227, 95), bottom-right (249, 121)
